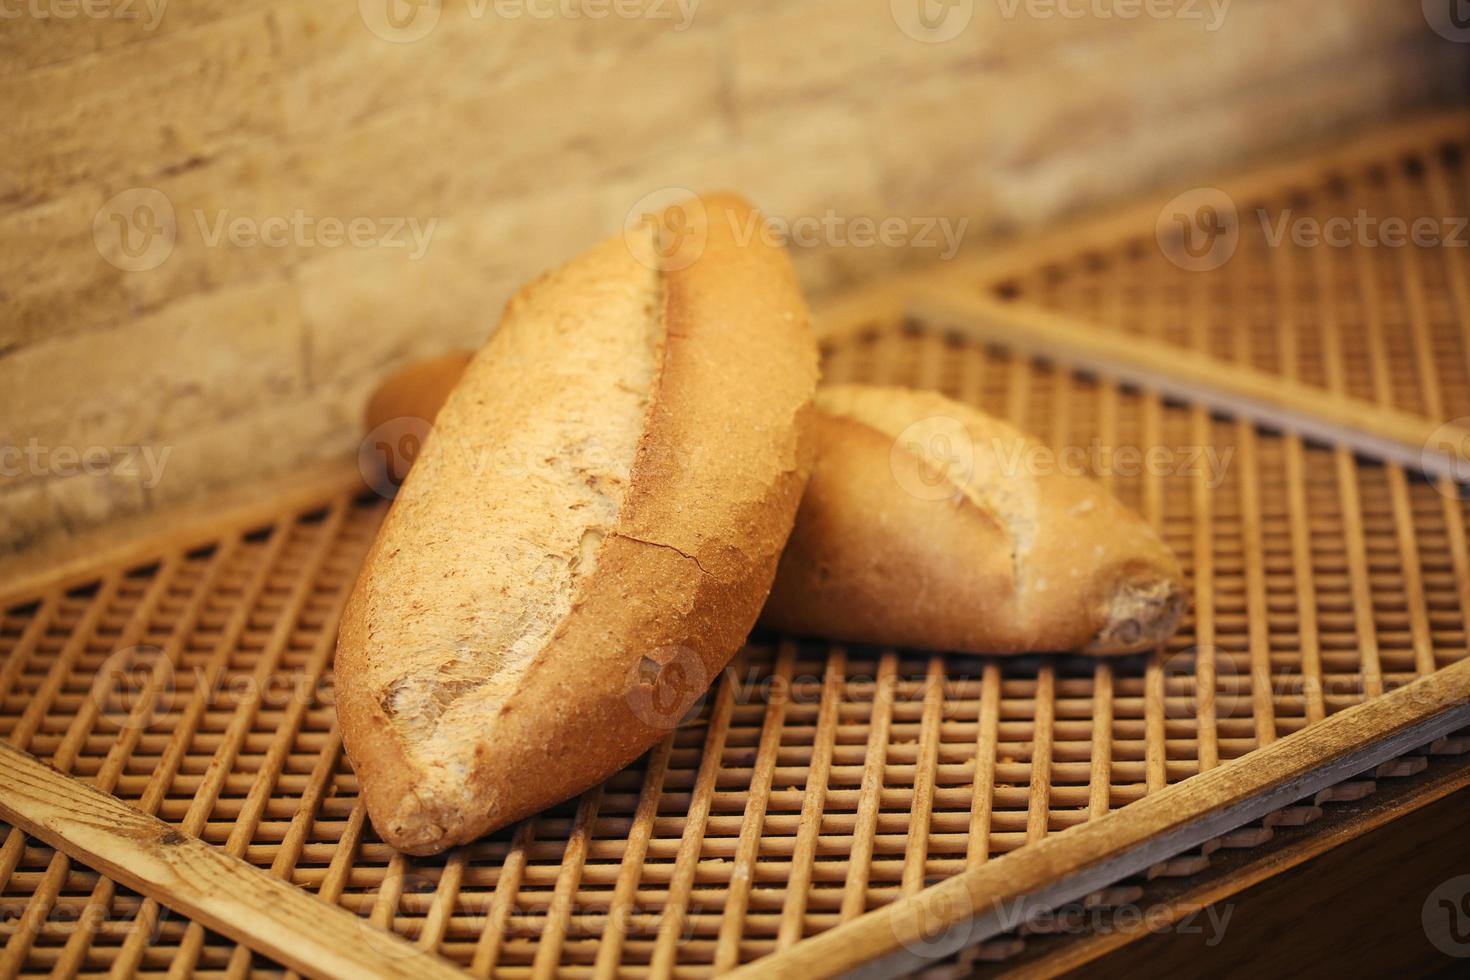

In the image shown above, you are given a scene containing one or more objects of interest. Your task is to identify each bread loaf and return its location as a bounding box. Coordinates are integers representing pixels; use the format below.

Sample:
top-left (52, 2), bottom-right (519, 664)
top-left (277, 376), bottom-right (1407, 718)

top-left (762, 385), bottom-right (1185, 655)
top-left (364, 364), bottom-right (1186, 657)
top-left (336, 193), bottom-right (818, 855)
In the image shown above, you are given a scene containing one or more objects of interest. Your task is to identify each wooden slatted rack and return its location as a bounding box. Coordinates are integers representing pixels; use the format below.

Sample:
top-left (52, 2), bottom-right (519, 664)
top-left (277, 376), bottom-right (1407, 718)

top-left (2, 111), bottom-right (1469, 978)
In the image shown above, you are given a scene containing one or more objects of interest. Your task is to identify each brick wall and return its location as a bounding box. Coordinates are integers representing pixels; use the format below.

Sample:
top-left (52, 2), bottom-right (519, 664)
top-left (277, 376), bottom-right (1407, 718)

top-left (2, 0), bottom-right (1466, 552)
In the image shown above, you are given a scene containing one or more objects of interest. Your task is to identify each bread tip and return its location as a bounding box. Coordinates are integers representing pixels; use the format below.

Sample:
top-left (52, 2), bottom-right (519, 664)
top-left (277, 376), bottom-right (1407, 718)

top-left (369, 783), bottom-right (461, 856)
top-left (1085, 576), bottom-right (1188, 655)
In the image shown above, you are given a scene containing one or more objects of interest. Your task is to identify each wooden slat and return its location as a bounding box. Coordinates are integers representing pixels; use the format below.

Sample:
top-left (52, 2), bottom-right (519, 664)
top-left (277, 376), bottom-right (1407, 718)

top-left (0, 742), bottom-right (463, 980)
top-left (908, 288), bottom-right (1470, 482)
top-left (733, 657), bottom-right (1470, 979)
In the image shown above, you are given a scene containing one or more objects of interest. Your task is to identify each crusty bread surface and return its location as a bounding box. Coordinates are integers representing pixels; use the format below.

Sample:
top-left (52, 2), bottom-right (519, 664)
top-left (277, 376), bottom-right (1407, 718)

top-left (760, 385), bottom-right (1186, 655)
top-left (336, 194), bottom-right (818, 854)
top-left (362, 369), bottom-right (1188, 660)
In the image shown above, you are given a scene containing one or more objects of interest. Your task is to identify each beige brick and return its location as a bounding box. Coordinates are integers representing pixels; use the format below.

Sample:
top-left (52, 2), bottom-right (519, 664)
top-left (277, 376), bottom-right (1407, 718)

top-left (975, 0), bottom-right (1430, 171)
top-left (276, 3), bottom-right (639, 138)
top-left (728, 0), bottom-right (986, 116)
top-left (0, 186), bottom-right (116, 349)
top-left (0, 480), bottom-right (58, 553)
top-left (924, 34), bottom-right (1461, 246)
top-left (297, 123), bottom-right (888, 396)
top-left (271, 29), bottom-right (725, 225)
top-left (0, 279), bottom-right (305, 454)
top-left (609, 112), bottom-right (881, 218)
top-left (46, 467), bottom-right (147, 534)
top-left (277, 4), bottom-right (526, 132)
top-left (0, 0), bottom-right (248, 76)
top-left (867, 0), bottom-right (1437, 217)
top-left (0, 10), bottom-right (285, 206)
top-left (297, 184), bottom-right (617, 387)
top-left (729, 0), bottom-right (1265, 127)
top-left (602, 114), bottom-right (889, 296)
top-left (148, 382), bottom-right (362, 509)
top-left (115, 146), bottom-right (299, 312)
top-left (2, 146), bottom-right (291, 350)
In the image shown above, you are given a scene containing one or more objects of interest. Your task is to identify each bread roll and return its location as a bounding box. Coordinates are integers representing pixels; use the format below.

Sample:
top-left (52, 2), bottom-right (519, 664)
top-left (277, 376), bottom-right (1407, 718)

top-left (359, 350), bottom-right (474, 493)
top-left (762, 385), bottom-right (1185, 655)
top-left (336, 193), bottom-right (818, 855)
top-left (364, 364), bottom-right (1186, 657)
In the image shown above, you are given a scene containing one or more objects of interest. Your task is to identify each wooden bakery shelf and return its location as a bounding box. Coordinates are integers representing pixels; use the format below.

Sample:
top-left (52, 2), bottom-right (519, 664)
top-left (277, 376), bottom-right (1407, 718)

top-left (2, 110), bottom-right (1470, 978)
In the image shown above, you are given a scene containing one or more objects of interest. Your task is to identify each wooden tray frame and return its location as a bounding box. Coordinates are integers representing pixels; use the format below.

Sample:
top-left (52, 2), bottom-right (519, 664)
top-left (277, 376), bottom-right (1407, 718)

top-left (2, 110), bottom-right (1470, 979)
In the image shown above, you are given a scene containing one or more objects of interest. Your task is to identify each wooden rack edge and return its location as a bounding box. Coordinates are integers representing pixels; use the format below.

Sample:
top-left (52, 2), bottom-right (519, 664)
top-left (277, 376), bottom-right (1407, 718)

top-left (733, 657), bottom-right (1470, 979)
top-left (812, 106), bottom-right (1470, 347)
top-left (907, 287), bottom-right (1470, 483)
top-left (0, 741), bottom-right (466, 980)
top-left (0, 459), bottom-right (367, 606)
top-left (1012, 755), bottom-right (1470, 977)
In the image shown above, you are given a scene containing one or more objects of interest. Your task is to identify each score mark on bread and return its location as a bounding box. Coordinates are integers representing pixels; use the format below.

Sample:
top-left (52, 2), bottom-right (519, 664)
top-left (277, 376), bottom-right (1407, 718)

top-left (361, 364), bottom-right (1191, 663)
top-left (335, 193), bottom-right (818, 854)
top-left (761, 385), bottom-right (1187, 656)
